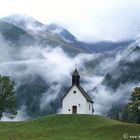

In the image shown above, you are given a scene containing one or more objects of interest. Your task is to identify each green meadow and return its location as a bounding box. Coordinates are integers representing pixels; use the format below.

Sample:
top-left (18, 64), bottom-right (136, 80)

top-left (0, 115), bottom-right (140, 140)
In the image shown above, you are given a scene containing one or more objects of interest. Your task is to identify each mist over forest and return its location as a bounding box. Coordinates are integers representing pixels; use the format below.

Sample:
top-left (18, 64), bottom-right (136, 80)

top-left (0, 14), bottom-right (140, 121)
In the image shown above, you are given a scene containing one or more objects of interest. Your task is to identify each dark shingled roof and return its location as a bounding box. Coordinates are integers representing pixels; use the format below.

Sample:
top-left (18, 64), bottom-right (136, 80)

top-left (61, 85), bottom-right (94, 103)
top-left (62, 68), bottom-right (93, 103)
top-left (77, 85), bottom-right (93, 103)
top-left (72, 69), bottom-right (79, 76)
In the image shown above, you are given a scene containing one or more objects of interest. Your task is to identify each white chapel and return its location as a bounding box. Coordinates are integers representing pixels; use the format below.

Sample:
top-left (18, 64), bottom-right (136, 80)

top-left (62, 69), bottom-right (94, 114)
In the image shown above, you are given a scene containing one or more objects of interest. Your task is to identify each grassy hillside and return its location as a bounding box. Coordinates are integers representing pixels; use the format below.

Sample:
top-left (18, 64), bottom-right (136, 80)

top-left (0, 115), bottom-right (140, 140)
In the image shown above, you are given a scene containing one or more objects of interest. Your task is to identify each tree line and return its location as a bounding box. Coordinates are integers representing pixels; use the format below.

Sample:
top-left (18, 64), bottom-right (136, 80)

top-left (0, 74), bottom-right (140, 124)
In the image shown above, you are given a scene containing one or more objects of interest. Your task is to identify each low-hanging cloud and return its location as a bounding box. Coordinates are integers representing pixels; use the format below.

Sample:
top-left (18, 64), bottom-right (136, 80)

top-left (0, 35), bottom-right (100, 120)
top-left (92, 40), bottom-right (140, 115)
top-left (93, 82), bottom-right (140, 115)
top-left (0, 32), bottom-right (140, 120)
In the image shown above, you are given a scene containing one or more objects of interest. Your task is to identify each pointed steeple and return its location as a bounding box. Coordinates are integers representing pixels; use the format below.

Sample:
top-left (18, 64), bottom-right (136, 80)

top-left (72, 69), bottom-right (80, 86)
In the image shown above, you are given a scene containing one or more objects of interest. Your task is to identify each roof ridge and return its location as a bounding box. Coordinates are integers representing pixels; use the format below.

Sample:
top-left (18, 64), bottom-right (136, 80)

top-left (77, 85), bottom-right (94, 103)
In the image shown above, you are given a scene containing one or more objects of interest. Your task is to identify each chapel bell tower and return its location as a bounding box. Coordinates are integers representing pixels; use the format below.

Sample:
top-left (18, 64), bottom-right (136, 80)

top-left (72, 69), bottom-right (80, 86)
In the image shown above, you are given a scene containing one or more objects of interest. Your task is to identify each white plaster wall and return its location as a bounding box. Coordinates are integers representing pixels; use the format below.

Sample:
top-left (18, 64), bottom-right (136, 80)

top-left (62, 85), bottom-right (90, 114)
top-left (86, 101), bottom-right (93, 114)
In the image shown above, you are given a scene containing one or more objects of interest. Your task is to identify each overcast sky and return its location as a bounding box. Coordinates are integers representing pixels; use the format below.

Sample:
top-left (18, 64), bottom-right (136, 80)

top-left (0, 0), bottom-right (140, 42)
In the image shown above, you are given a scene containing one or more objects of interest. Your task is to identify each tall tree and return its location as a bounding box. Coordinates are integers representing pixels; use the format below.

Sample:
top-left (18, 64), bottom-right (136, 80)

top-left (129, 87), bottom-right (140, 113)
top-left (122, 87), bottom-right (140, 123)
top-left (0, 75), bottom-right (17, 120)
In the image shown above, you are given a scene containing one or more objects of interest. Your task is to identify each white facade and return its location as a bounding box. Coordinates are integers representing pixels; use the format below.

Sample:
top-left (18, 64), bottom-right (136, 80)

top-left (62, 85), bottom-right (93, 114)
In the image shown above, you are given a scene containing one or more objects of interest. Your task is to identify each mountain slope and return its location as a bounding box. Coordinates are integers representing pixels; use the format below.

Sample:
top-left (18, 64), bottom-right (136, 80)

top-left (103, 45), bottom-right (140, 90)
top-left (1, 14), bottom-right (45, 31)
top-left (1, 14), bottom-right (77, 43)
top-left (0, 21), bottom-right (35, 46)
top-left (1, 14), bottom-right (133, 53)
top-left (1, 15), bottom-right (86, 55)
top-left (0, 14), bottom-right (138, 119)
top-left (79, 40), bottom-right (133, 52)
top-left (47, 23), bottom-right (77, 42)
top-left (0, 115), bottom-right (140, 140)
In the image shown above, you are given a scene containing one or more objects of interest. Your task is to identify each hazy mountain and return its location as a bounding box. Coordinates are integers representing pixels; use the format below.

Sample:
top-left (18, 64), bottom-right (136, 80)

top-left (79, 40), bottom-right (133, 52)
top-left (1, 15), bottom-right (85, 56)
top-left (1, 14), bottom-right (133, 53)
top-left (46, 23), bottom-right (77, 42)
top-left (0, 14), bottom-right (139, 119)
top-left (2, 14), bottom-right (77, 42)
top-left (1, 14), bottom-right (45, 32)
top-left (103, 45), bottom-right (140, 90)
top-left (90, 42), bottom-right (140, 116)
top-left (0, 21), bottom-right (35, 46)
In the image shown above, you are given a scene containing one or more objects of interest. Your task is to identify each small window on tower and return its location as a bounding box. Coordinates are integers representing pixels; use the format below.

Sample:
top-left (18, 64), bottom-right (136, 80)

top-left (89, 105), bottom-right (90, 110)
top-left (68, 109), bottom-right (70, 111)
top-left (73, 90), bottom-right (76, 94)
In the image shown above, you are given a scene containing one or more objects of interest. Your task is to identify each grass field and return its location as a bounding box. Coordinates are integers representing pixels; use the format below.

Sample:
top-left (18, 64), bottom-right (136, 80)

top-left (0, 115), bottom-right (140, 140)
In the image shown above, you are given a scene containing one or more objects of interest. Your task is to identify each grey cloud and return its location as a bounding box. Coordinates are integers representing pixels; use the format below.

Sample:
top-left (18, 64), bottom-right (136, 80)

top-left (0, 31), bottom-right (140, 120)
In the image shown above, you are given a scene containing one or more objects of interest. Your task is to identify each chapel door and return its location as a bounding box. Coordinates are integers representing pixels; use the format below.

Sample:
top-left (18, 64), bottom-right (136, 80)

top-left (72, 106), bottom-right (77, 114)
